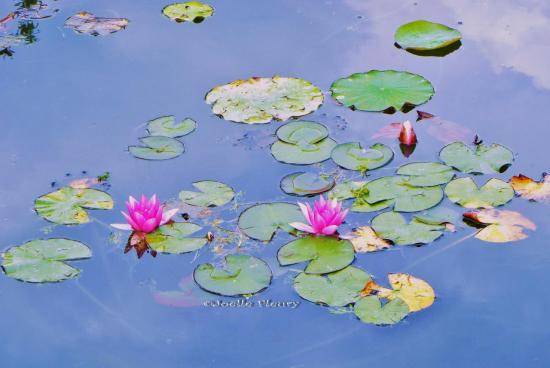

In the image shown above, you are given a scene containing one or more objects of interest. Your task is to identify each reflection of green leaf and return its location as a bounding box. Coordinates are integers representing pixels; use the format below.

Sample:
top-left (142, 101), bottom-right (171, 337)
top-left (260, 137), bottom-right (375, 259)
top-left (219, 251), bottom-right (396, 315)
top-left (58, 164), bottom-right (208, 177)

top-left (395, 20), bottom-right (461, 51)
top-left (179, 181), bottom-right (235, 207)
top-left (162, 2), bottom-right (214, 23)
top-left (439, 142), bottom-right (513, 174)
top-left (194, 254), bottom-right (271, 296)
top-left (146, 222), bottom-right (207, 254)
top-left (278, 236), bottom-right (355, 274)
top-left (34, 186), bottom-right (113, 225)
top-left (330, 70), bottom-right (434, 112)
top-left (294, 266), bottom-right (371, 307)
top-left (129, 136), bottom-right (184, 160)
top-left (445, 177), bottom-right (514, 208)
top-left (397, 162), bottom-right (454, 186)
top-left (65, 12), bottom-right (129, 36)
top-left (147, 116), bottom-right (196, 138)
top-left (371, 211), bottom-right (444, 245)
top-left (331, 142), bottom-right (393, 171)
top-left (205, 76), bottom-right (324, 124)
top-left (1, 239), bottom-right (92, 283)
top-left (281, 172), bottom-right (335, 196)
top-left (272, 138), bottom-right (337, 165)
top-left (238, 203), bottom-right (303, 241)
top-left (354, 295), bottom-right (409, 325)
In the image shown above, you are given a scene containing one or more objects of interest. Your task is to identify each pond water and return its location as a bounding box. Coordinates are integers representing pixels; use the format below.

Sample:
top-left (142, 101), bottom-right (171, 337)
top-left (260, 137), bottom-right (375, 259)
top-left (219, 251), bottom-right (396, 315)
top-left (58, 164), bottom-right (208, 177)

top-left (2, 0), bottom-right (550, 367)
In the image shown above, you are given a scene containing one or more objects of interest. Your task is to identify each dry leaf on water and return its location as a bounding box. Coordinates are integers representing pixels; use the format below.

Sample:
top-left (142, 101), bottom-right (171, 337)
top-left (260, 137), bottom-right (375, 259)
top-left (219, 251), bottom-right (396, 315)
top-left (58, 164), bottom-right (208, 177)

top-left (464, 209), bottom-right (536, 243)
top-left (510, 174), bottom-right (550, 202)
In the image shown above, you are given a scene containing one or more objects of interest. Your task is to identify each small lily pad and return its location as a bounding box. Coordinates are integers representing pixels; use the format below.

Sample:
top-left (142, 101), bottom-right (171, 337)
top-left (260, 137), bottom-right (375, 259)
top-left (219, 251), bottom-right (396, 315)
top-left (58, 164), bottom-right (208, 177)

top-left (354, 295), bottom-right (409, 325)
top-left (194, 254), bottom-right (272, 296)
top-left (179, 181), bottom-right (235, 207)
top-left (147, 116), bottom-right (196, 138)
top-left (331, 142), bottom-right (393, 171)
top-left (145, 222), bottom-right (207, 254)
top-left (439, 142), bottom-right (514, 174)
top-left (397, 162), bottom-right (454, 186)
top-left (293, 266), bottom-right (371, 307)
top-left (395, 20), bottom-right (462, 51)
top-left (129, 136), bottom-right (184, 160)
top-left (280, 172), bottom-right (335, 196)
top-left (271, 138), bottom-right (337, 165)
top-left (65, 12), bottom-right (129, 36)
top-left (162, 2), bottom-right (214, 23)
top-left (205, 76), bottom-right (324, 124)
top-left (276, 121), bottom-right (328, 145)
top-left (238, 203), bottom-right (303, 241)
top-left (278, 236), bottom-right (355, 274)
top-left (371, 273), bottom-right (436, 312)
top-left (330, 70), bottom-right (434, 113)
top-left (445, 177), bottom-right (514, 208)
top-left (1, 239), bottom-right (92, 283)
top-left (34, 187), bottom-right (113, 225)
top-left (371, 211), bottom-right (444, 245)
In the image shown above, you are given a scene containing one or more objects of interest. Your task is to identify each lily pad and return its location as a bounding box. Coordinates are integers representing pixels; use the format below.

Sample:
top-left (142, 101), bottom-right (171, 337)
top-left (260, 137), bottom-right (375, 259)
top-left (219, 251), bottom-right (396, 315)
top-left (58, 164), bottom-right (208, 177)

top-left (445, 177), bottom-right (514, 208)
top-left (65, 12), bottom-right (129, 36)
top-left (280, 172), bottom-right (335, 196)
top-left (353, 295), bottom-right (409, 325)
top-left (238, 203), bottom-right (303, 241)
top-left (145, 222), bottom-right (207, 254)
top-left (271, 138), bottom-right (337, 165)
top-left (278, 236), bottom-right (355, 274)
top-left (179, 181), bottom-right (235, 207)
top-left (129, 136), bottom-right (184, 160)
top-left (510, 174), bottom-right (550, 202)
top-left (1, 239), bottom-right (92, 283)
top-left (147, 116), bottom-right (196, 138)
top-left (361, 176), bottom-right (444, 212)
top-left (193, 254), bottom-right (271, 296)
top-left (330, 70), bottom-right (434, 113)
top-left (293, 266), bottom-right (371, 307)
top-left (464, 209), bottom-right (536, 243)
top-left (328, 180), bottom-right (368, 201)
top-left (371, 211), bottom-right (444, 245)
top-left (205, 76), bottom-right (324, 124)
top-left (348, 226), bottom-right (392, 253)
top-left (276, 121), bottom-right (328, 146)
top-left (370, 273), bottom-right (436, 312)
top-left (162, 2), bottom-right (214, 23)
top-left (397, 162), bottom-right (454, 186)
top-left (34, 187), bottom-right (113, 225)
top-left (439, 142), bottom-right (514, 174)
top-left (395, 20), bottom-right (462, 51)
top-left (331, 142), bottom-right (393, 171)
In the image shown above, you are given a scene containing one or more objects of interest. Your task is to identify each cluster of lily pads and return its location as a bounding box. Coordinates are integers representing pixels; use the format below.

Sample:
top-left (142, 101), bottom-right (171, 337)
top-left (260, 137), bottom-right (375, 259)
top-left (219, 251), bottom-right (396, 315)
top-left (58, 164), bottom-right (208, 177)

top-left (129, 116), bottom-right (196, 160)
top-left (4, 11), bottom-right (550, 327)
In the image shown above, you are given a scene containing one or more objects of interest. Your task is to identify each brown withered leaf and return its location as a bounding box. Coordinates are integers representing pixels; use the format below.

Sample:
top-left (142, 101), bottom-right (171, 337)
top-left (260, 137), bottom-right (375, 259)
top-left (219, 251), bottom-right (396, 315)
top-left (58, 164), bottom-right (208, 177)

top-left (510, 173), bottom-right (550, 202)
top-left (348, 226), bottom-right (391, 253)
top-left (464, 209), bottom-right (536, 243)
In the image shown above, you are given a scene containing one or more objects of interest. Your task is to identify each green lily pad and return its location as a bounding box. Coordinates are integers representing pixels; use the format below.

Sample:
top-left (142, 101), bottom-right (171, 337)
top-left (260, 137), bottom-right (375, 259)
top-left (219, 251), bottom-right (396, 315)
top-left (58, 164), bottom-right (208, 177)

top-left (205, 76), bottom-right (324, 124)
top-left (293, 266), bottom-right (371, 307)
top-left (34, 186), bottom-right (113, 225)
top-left (371, 211), bottom-right (445, 245)
top-left (328, 180), bottom-right (368, 201)
top-left (145, 222), bottom-right (207, 254)
top-left (147, 116), bottom-right (196, 138)
top-left (395, 20), bottom-right (462, 51)
top-left (439, 142), bottom-right (514, 174)
top-left (179, 181), bottom-right (235, 207)
top-left (280, 172), bottom-right (335, 196)
top-left (193, 254), bottom-right (271, 296)
top-left (276, 121), bottom-right (328, 146)
top-left (331, 142), bottom-right (393, 171)
top-left (362, 176), bottom-right (444, 212)
top-left (413, 207), bottom-right (460, 226)
top-left (238, 203), bottom-right (303, 241)
top-left (271, 138), bottom-right (337, 165)
top-left (162, 2), bottom-right (214, 23)
top-left (1, 239), bottom-right (92, 283)
top-left (278, 236), bottom-right (355, 274)
top-left (444, 177), bottom-right (514, 209)
top-left (397, 162), bottom-right (454, 186)
top-left (129, 136), bottom-right (184, 160)
top-left (330, 70), bottom-right (434, 113)
top-left (354, 295), bottom-right (409, 325)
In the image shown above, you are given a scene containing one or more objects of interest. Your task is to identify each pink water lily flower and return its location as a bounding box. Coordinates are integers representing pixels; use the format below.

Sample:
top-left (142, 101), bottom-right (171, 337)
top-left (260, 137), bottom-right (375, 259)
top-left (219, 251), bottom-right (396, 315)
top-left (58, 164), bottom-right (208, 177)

top-left (111, 194), bottom-right (178, 233)
top-left (290, 195), bottom-right (348, 236)
top-left (399, 120), bottom-right (417, 145)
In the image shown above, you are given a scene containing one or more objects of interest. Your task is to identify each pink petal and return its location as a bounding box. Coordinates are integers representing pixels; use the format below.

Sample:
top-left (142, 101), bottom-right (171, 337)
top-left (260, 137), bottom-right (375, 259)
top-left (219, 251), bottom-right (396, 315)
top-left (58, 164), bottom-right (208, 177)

top-left (322, 225), bottom-right (339, 235)
top-left (161, 208), bottom-right (179, 225)
top-left (298, 202), bottom-right (312, 224)
top-left (289, 222), bottom-right (315, 234)
top-left (111, 223), bottom-right (133, 231)
top-left (121, 211), bottom-right (140, 231)
top-left (141, 218), bottom-right (159, 233)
